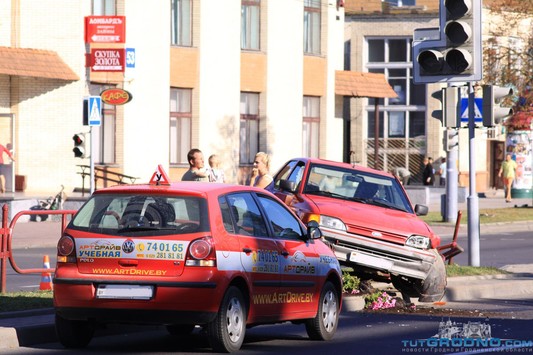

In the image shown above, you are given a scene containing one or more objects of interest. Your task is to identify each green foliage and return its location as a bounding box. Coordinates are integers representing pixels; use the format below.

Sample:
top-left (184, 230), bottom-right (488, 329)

top-left (420, 208), bottom-right (532, 224)
top-left (342, 270), bottom-right (361, 295)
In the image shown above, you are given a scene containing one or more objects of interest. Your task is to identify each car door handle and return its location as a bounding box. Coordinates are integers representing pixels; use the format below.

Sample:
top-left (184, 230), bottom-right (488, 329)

top-left (242, 248), bottom-right (252, 254)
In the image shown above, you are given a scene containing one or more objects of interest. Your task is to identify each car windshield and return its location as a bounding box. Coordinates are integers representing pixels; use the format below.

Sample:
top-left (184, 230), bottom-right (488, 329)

top-left (70, 193), bottom-right (210, 236)
top-left (303, 164), bottom-right (413, 213)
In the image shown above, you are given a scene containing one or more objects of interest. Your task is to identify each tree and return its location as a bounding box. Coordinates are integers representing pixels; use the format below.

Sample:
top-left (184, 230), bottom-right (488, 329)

top-left (483, 0), bottom-right (533, 92)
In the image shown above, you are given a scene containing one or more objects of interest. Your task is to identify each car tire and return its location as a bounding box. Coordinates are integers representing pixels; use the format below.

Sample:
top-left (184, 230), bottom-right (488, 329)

top-left (55, 313), bottom-right (94, 348)
top-left (305, 281), bottom-right (339, 341)
top-left (207, 286), bottom-right (246, 352)
top-left (166, 324), bottom-right (196, 335)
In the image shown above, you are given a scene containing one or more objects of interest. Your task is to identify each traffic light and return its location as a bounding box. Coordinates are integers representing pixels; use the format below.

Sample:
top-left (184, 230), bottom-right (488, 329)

top-left (413, 0), bottom-right (482, 84)
top-left (431, 87), bottom-right (461, 128)
top-left (482, 85), bottom-right (514, 127)
top-left (72, 133), bottom-right (87, 158)
top-left (443, 129), bottom-right (459, 151)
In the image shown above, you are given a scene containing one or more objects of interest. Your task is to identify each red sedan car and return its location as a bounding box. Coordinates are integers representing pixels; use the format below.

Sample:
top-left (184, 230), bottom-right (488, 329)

top-left (53, 168), bottom-right (342, 352)
top-left (269, 158), bottom-right (446, 303)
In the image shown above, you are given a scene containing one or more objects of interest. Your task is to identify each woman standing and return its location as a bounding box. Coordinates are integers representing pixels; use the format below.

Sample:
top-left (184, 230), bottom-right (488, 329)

top-left (249, 152), bottom-right (273, 189)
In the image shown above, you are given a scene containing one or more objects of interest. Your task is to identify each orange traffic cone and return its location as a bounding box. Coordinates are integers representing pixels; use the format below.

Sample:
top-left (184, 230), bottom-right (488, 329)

top-left (39, 255), bottom-right (53, 291)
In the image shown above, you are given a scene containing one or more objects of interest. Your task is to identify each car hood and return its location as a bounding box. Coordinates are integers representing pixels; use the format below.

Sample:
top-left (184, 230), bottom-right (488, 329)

top-left (306, 194), bottom-right (437, 244)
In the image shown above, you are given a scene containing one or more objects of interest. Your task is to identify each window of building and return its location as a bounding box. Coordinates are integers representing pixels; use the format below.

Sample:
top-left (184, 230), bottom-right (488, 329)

top-left (241, 0), bottom-right (260, 50)
top-left (90, 84), bottom-right (116, 165)
top-left (170, 88), bottom-right (192, 165)
top-left (304, 0), bottom-right (321, 55)
top-left (92, 0), bottom-right (116, 15)
top-left (303, 96), bottom-right (320, 158)
top-left (365, 37), bottom-right (426, 178)
top-left (385, 0), bottom-right (416, 6)
top-left (240, 92), bottom-right (259, 165)
top-left (171, 0), bottom-right (192, 46)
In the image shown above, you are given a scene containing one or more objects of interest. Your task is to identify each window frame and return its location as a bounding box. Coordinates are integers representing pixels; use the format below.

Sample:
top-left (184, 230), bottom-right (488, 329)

top-left (303, 96), bottom-right (320, 158)
top-left (170, 88), bottom-right (192, 165)
top-left (241, 0), bottom-right (260, 50)
top-left (171, 0), bottom-right (192, 47)
top-left (240, 92), bottom-right (260, 165)
top-left (304, 0), bottom-right (321, 55)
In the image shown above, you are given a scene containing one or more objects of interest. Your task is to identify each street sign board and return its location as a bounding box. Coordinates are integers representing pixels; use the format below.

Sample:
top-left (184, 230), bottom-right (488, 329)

top-left (84, 16), bottom-right (126, 43)
top-left (89, 48), bottom-right (125, 72)
top-left (126, 48), bottom-right (135, 68)
top-left (460, 98), bottom-right (483, 123)
top-left (87, 96), bottom-right (102, 126)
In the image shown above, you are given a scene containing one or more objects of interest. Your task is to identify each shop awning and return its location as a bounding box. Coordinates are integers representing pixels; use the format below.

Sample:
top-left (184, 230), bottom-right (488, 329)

top-left (335, 71), bottom-right (397, 99)
top-left (0, 46), bottom-right (79, 81)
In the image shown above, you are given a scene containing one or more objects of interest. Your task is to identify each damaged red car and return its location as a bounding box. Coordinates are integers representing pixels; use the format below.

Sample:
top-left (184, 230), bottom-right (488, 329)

top-left (269, 158), bottom-right (446, 302)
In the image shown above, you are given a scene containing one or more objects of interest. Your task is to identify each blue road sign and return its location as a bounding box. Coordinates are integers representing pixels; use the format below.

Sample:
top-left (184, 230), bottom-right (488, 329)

top-left (460, 98), bottom-right (483, 122)
top-left (88, 96), bottom-right (102, 126)
top-left (126, 48), bottom-right (135, 68)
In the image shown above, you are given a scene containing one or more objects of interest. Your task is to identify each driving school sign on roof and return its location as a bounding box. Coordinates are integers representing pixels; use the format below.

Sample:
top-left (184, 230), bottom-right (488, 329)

top-left (84, 16), bottom-right (126, 43)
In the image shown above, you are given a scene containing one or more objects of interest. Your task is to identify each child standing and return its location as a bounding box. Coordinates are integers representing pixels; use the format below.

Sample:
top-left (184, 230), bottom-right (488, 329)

top-left (208, 154), bottom-right (225, 183)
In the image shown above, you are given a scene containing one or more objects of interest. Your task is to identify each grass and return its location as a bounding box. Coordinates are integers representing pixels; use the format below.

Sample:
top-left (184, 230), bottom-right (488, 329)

top-left (0, 291), bottom-right (53, 313)
top-left (420, 207), bottom-right (533, 225)
top-left (446, 264), bottom-right (507, 277)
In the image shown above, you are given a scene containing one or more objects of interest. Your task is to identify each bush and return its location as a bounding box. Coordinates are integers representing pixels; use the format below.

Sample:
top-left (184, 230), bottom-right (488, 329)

top-left (342, 270), bottom-right (361, 295)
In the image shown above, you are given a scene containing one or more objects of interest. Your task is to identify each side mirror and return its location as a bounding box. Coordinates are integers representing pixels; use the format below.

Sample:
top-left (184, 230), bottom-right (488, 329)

top-left (414, 204), bottom-right (428, 216)
top-left (306, 220), bottom-right (322, 240)
top-left (280, 179), bottom-right (297, 193)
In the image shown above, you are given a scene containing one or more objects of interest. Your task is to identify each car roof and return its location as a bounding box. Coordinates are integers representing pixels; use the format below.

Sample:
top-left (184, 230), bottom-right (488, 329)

top-left (290, 157), bottom-right (394, 178)
top-left (92, 182), bottom-right (269, 199)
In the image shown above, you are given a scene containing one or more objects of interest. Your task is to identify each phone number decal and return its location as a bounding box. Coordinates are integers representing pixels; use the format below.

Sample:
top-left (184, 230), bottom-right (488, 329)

top-left (76, 238), bottom-right (188, 260)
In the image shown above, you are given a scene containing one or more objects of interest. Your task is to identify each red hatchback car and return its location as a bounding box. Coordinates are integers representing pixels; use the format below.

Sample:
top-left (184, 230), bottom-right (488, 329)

top-left (53, 171), bottom-right (342, 352)
top-left (269, 158), bottom-right (446, 303)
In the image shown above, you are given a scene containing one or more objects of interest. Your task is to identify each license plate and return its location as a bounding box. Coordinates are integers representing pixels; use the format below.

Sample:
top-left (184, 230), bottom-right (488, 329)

top-left (96, 284), bottom-right (153, 300)
top-left (349, 252), bottom-right (394, 270)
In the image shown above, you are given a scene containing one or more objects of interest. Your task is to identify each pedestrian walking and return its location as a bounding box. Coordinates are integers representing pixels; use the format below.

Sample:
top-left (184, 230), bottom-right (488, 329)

top-left (499, 154), bottom-right (517, 202)
top-left (0, 142), bottom-right (15, 193)
top-left (390, 167), bottom-right (411, 185)
top-left (422, 157), bottom-right (434, 186)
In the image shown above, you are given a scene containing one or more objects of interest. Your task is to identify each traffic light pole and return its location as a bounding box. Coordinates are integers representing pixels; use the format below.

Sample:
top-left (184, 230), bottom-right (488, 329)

top-left (445, 140), bottom-right (458, 224)
top-left (90, 126), bottom-right (95, 195)
top-left (467, 83), bottom-right (480, 266)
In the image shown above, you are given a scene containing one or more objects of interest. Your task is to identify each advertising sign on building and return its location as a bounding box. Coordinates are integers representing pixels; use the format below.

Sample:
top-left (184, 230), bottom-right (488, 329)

top-left (89, 48), bottom-right (126, 72)
top-left (84, 16), bottom-right (126, 43)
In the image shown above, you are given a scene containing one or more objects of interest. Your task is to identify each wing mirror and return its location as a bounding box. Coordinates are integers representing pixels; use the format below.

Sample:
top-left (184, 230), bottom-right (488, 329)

top-left (414, 204), bottom-right (428, 216)
top-left (306, 220), bottom-right (322, 240)
top-left (279, 179), bottom-right (297, 193)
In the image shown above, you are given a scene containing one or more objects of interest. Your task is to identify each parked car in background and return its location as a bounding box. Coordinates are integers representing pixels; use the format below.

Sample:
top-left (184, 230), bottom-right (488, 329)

top-left (268, 158), bottom-right (446, 302)
top-left (53, 167), bottom-right (342, 352)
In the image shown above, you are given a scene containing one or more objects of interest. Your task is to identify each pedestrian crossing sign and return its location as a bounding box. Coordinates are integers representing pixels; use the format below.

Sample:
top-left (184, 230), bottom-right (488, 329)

top-left (88, 96), bottom-right (102, 126)
top-left (460, 98), bottom-right (483, 123)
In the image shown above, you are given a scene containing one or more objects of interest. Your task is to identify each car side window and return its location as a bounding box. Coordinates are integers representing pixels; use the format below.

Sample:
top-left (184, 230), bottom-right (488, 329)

top-left (287, 162), bottom-right (305, 188)
top-left (218, 197), bottom-right (236, 234)
top-left (225, 193), bottom-right (268, 237)
top-left (273, 160), bottom-right (298, 189)
top-left (257, 195), bottom-right (303, 240)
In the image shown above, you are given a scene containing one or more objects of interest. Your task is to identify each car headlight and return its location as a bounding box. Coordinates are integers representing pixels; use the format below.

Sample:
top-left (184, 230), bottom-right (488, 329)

top-left (406, 235), bottom-right (430, 249)
top-left (319, 215), bottom-right (347, 231)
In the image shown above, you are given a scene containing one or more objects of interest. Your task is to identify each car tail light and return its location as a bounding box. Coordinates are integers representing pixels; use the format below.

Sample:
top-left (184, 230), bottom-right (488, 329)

top-left (57, 235), bottom-right (77, 263)
top-left (185, 237), bottom-right (216, 267)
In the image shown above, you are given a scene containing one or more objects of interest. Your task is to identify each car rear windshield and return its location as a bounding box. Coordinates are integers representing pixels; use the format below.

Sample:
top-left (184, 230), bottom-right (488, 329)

top-left (304, 164), bottom-right (414, 213)
top-left (70, 194), bottom-right (209, 236)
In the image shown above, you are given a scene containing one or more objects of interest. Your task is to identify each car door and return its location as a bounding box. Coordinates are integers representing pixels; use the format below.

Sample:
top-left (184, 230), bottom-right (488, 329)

top-left (256, 194), bottom-right (319, 317)
top-left (223, 192), bottom-right (283, 319)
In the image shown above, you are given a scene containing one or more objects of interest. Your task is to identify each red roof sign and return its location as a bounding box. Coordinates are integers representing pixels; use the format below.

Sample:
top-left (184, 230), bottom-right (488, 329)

top-left (150, 165), bottom-right (171, 185)
top-left (84, 16), bottom-right (126, 43)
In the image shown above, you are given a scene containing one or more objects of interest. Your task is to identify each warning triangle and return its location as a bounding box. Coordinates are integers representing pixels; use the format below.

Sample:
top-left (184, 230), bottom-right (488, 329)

top-left (149, 165), bottom-right (171, 185)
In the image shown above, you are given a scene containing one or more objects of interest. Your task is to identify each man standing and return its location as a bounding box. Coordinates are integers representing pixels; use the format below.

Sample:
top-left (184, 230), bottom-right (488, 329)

top-left (438, 158), bottom-right (447, 186)
top-left (422, 157), bottom-right (435, 186)
top-left (181, 148), bottom-right (209, 182)
top-left (499, 154), bottom-right (517, 202)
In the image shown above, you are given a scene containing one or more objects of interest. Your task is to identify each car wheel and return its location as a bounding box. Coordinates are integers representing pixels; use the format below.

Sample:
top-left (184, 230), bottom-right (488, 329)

top-left (305, 281), bottom-right (339, 341)
top-left (207, 286), bottom-right (246, 352)
top-left (166, 324), bottom-right (196, 335)
top-left (55, 313), bottom-right (94, 348)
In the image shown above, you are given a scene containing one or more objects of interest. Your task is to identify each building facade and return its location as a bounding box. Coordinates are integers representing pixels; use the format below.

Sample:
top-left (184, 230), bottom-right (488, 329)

top-left (0, 0), bottom-right (345, 194)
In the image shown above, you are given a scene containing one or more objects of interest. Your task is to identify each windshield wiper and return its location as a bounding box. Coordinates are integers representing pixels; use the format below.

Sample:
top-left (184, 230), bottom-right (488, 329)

top-left (366, 199), bottom-right (407, 212)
